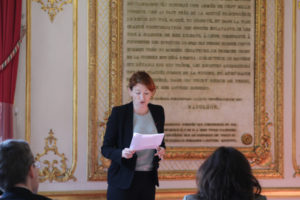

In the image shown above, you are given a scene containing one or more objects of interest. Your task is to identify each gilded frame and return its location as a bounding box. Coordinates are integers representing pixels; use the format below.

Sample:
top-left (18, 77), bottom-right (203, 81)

top-left (88, 0), bottom-right (283, 180)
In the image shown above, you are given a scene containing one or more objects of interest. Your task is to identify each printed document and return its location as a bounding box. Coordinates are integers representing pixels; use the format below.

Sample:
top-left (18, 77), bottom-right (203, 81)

top-left (129, 132), bottom-right (164, 151)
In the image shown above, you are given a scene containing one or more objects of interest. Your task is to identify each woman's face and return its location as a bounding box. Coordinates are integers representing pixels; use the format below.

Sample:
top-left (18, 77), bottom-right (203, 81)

top-left (129, 83), bottom-right (153, 110)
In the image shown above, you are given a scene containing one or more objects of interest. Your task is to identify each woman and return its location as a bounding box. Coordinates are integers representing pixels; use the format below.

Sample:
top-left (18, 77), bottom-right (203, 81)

top-left (101, 71), bottom-right (166, 200)
top-left (183, 147), bottom-right (267, 200)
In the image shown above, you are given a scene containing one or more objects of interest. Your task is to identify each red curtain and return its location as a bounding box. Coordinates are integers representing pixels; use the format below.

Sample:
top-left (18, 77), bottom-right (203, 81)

top-left (0, 0), bottom-right (22, 141)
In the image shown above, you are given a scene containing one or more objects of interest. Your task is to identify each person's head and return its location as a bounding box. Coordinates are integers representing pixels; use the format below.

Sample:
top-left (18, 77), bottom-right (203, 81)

top-left (128, 71), bottom-right (156, 109)
top-left (196, 146), bottom-right (261, 200)
top-left (0, 139), bottom-right (39, 193)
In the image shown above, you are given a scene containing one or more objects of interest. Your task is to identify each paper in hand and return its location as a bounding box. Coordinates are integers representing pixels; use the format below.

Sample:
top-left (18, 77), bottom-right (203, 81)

top-left (129, 132), bottom-right (164, 151)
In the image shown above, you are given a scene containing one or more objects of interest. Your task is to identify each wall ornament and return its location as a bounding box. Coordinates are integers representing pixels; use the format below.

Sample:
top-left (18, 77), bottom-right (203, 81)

top-left (35, 129), bottom-right (77, 182)
top-left (32, 0), bottom-right (72, 22)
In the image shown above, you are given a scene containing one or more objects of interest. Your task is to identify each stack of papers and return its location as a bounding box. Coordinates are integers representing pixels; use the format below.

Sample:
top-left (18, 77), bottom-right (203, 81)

top-left (129, 132), bottom-right (164, 151)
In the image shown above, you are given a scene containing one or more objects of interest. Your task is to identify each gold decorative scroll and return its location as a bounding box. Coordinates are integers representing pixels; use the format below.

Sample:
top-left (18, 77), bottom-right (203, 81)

top-left (32, 0), bottom-right (72, 22)
top-left (248, 113), bottom-right (273, 167)
top-left (25, 0), bottom-right (78, 182)
top-left (292, 0), bottom-right (300, 177)
top-left (88, 0), bottom-right (283, 180)
top-left (35, 130), bottom-right (77, 182)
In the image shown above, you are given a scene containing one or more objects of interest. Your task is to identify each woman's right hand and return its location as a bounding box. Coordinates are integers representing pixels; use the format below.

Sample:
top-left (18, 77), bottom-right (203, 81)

top-left (122, 148), bottom-right (136, 159)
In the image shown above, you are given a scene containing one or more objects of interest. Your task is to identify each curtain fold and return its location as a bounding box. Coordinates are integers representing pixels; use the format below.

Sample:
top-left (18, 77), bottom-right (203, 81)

top-left (0, 102), bottom-right (13, 142)
top-left (0, 0), bottom-right (22, 141)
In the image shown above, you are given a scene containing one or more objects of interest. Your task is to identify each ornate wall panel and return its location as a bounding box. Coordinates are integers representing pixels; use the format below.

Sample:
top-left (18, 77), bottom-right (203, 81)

top-left (88, 0), bottom-right (283, 180)
top-left (26, 0), bottom-right (78, 183)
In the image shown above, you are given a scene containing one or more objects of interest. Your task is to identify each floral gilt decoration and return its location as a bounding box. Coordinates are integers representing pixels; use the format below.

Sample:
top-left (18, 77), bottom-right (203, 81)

top-left (35, 129), bottom-right (76, 182)
top-left (33, 0), bottom-right (72, 22)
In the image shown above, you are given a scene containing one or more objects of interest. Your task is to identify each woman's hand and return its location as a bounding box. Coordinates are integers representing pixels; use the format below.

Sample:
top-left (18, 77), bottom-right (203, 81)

top-left (122, 148), bottom-right (136, 159)
top-left (155, 146), bottom-right (165, 160)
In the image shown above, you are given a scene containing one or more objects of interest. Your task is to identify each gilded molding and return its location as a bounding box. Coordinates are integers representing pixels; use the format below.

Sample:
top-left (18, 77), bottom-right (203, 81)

top-left (88, 0), bottom-right (106, 181)
top-left (25, 0), bottom-right (32, 143)
top-left (253, 0), bottom-right (267, 169)
top-left (70, 0), bottom-right (78, 179)
top-left (273, 0), bottom-right (284, 178)
top-left (88, 0), bottom-right (112, 180)
top-left (246, 0), bottom-right (284, 179)
top-left (109, 0), bottom-right (123, 107)
top-left (35, 130), bottom-right (76, 182)
top-left (32, 0), bottom-right (72, 22)
top-left (87, 0), bottom-right (99, 180)
top-left (292, 0), bottom-right (300, 177)
top-left (158, 170), bottom-right (196, 180)
top-left (26, 0), bottom-right (78, 182)
top-left (249, 113), bottom-right (273, 167)
top-left (98, 113), bottom-right (111, 169)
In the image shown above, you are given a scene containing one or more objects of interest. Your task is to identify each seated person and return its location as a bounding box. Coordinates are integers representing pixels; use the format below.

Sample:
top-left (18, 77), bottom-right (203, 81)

top-left (183, 146), bottom-right (267, 200)
top-left (0, 139), bottom-right (52, 200)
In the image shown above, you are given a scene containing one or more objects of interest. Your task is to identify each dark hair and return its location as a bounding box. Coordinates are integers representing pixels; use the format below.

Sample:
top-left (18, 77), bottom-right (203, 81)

top-left (196, 147), bottom-right (261, 200)
top-left (0, 139), bottom-right (34, 191)
top-left (128, 71), bottom-right (156, 93)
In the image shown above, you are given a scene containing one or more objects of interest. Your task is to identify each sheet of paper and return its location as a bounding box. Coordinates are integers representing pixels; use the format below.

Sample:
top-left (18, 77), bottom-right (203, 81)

top-left (129, 132), bottom-right (164, 151)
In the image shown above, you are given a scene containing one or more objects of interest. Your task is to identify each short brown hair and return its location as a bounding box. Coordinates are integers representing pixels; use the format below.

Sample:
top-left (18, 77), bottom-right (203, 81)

top-left (128, 71), bottom-right (156, 92)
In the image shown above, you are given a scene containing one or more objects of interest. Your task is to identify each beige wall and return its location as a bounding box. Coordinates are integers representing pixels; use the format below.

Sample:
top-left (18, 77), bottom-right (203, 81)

top-left (13, 0), bottom-right (300, 199)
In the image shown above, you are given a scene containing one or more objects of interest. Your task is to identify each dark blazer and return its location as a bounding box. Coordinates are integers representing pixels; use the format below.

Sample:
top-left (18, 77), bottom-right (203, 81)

top-left (101, 102), bottom-right (165, 189)
top-left (0, 187), bottom-right (51, 200)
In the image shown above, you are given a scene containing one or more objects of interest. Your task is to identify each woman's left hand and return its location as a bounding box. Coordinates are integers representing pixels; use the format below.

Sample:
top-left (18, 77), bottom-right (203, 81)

top-left (155, 146), bottom-right (165, 160)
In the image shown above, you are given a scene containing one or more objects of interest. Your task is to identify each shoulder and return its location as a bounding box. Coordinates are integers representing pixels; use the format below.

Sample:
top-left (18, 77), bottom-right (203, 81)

top-left (183, 194), bottom-right (202, 200)
top-left (255, 194), bottom-right (267, 200)
top-left (33, 194), bottom-right (52, 200)
top-left (0, 192), bottom-right (51, 200)
top-left (148, 103), bottom-right (164, 112)
top-left (112, 102), bottom-right (131, 110)
top-left (110, 103), bottom-right (133, 116)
